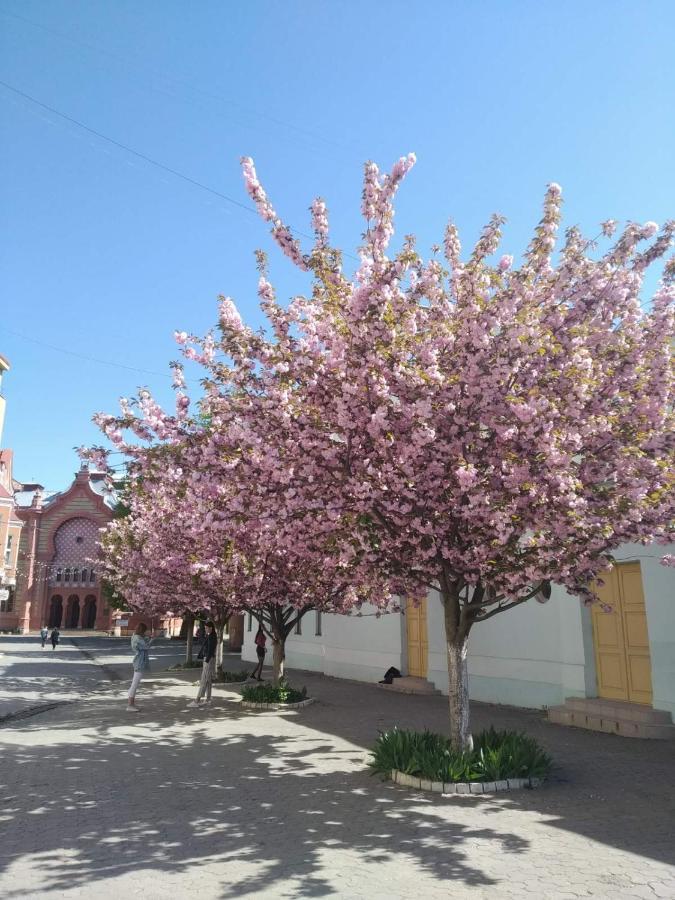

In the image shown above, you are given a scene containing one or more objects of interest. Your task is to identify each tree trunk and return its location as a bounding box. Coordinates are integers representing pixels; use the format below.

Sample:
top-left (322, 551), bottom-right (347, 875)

top-left (446, 634), bottom-right (471, 751)
top-left (215, 624), bottom-right (225, 673)
top-left (272, 638), bottom-right (285, 683)
top-left (441, 581), bottom-right (473, 752)
top-left (185, 613), bottom-right (194, 665)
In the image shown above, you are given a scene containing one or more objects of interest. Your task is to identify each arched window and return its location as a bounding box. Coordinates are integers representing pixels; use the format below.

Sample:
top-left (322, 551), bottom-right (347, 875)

top-left (64, 568), bottom-right (71, 582)
top-left (55, 568), bottom-right (62, 582)
top-left (90, 570), bottom-right (96, 583)
top-left (73, 568), bottom-right (80, 583)
top-left (81, 568), bottom-right (88, 583)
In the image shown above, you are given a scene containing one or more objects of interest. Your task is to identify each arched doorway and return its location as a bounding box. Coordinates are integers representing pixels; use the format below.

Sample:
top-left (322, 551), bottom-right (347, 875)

top-left (65, 595), bottom-right (80, 629)
top-left (82, 595), bottom-right (97, 629)
top-left (48, 595), bottom-right (63, 628)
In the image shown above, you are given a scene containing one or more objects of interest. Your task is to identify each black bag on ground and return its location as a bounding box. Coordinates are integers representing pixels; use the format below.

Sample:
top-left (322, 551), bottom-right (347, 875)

top-left (379, 666), bottom-right (402, 684)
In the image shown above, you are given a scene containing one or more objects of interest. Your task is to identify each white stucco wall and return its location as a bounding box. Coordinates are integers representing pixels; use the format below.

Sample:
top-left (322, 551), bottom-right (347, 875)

top-left (240, 544), bottom-right (674, 716)
top-left (424, 587), bottom-right (591, 709)
top-left (242, 605), bottom-right (404, 684)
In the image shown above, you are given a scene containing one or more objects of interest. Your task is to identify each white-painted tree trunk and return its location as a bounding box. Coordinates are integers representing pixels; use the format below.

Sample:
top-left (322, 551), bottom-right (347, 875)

top-left (441, 580), bottom-right (473, 752)
top-left (215, 624), bottom-right (225, 673)
top-left (272, 638), bottom-right (285, 683)
top-left (446, 636), bottom-right (472, 751)
top-left (185, 613), bottom-right (194, 665)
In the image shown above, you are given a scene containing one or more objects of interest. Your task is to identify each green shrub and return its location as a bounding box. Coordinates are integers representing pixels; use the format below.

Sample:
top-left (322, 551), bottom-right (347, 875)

top-left (369, 726), bottom-right (552, 783)
top-left (241, 679), bottom-right (308, 704)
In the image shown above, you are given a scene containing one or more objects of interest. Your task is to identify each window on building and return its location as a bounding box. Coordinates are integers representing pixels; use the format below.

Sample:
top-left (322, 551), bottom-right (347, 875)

top-left (64, 568), bottom-right (71, 582)
top-left (0, 591), bottom-right (14, 613)
top-left (81, 568), bottom-right (88, 583)
top-left (295, 616), bottom-right (302, 636)
top-left (73, 568), bottom-right (80, 583)
top-left (247, 613), bottom-right (253, 632)
top-left (315, 611), bottom-right (322, 636)
top-left (55, 568), bottom-right (62, 582)
top-left (90, 570), bottom-right (96, 583)
top-left (4, 535), bottom-right (12, 566)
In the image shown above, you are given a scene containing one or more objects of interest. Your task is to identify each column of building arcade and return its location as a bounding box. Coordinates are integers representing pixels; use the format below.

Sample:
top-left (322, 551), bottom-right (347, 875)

top-left (47, 565), bottom-right (98, 629)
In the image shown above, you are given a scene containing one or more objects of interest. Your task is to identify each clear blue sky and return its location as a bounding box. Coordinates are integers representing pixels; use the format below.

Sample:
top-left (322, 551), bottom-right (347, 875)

top-left (1, 0), bottom-right (674, 489)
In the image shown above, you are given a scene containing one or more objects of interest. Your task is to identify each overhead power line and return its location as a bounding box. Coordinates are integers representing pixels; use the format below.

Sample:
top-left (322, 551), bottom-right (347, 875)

top-left (0, 7), bottom-right (356, 156)
top-left (0, 326), bottom-right (173, 379)
top-left (1, 79), bottom-right (360, 261)
top-left (0, 79), bottom-right (267, 219)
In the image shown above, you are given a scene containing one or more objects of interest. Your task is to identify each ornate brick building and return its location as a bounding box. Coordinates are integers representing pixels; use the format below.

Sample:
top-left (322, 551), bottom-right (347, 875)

top-left (14, 466), bottom-right (116, 632)
top-left (0, 355), bottom-right (23, 629)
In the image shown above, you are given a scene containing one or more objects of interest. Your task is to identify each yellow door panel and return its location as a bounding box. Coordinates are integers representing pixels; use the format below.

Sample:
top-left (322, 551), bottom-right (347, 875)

top-left (596, 653), bottom-right (627, 696)
top-left (627, 657), bottom-right (653, 704)
top-left (623, 611), bottom-right (650, 649)
top-left (591, 562), bottom-right (653, 706)
top-left (406, 599), bottom-right (428, 678)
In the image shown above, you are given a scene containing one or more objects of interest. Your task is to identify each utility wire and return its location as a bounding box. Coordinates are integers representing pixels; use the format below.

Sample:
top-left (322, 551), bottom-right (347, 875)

top-left (0, 79), bottom-right (360, 261)
top-left (0, 76), bottom-right (363, 260)
top-left (0, 7), bottom-right (356, 155)
top-left (0, 325), bottom-right (174, 379)
top-left (0, 79), bottom-right (269, 220)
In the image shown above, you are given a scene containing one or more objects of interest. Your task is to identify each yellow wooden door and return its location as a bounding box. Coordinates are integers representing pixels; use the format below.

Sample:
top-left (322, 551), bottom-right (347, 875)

top-left (591, 562), bottom-right (653, 705)
top-left (406, 599), bottom-right (428, 677)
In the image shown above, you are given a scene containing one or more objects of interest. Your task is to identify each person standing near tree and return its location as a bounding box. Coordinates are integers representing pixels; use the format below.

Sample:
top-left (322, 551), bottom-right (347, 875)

top-left (188, 621), bottom-right (217, 708)
top-left (250, 625), bottom-right (267, 681)
top-left (127, 623), bottom-right (153, 712)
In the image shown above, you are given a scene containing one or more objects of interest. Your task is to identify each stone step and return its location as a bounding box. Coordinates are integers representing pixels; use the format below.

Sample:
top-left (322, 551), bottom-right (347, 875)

top-left (562, 697), bottom-right (673, 725)
top-left (377, 676), bottom-right (441, 696)
top-left (548, 705), bottom-right (675, 740)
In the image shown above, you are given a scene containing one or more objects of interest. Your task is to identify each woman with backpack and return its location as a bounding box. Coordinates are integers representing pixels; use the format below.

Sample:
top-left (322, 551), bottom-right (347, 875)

top-left (250, 625), bottom-right (267, 681)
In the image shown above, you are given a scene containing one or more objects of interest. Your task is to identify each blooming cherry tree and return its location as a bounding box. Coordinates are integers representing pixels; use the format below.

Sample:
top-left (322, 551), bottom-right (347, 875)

top-left (231, 154), bottom-right (674, 748)
top-left (88, 154), bottom-right (674, 749)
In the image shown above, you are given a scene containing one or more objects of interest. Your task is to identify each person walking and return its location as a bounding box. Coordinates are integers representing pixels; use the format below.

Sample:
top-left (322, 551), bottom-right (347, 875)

top-left (250, 625), bottom-right (267, 681)
top-left (40, 625), bottom-right (49, 648)
top-left (127, 623), bottom-right (153, 712)
top-left (188, 621), bottom-right (218, 708)
top-left (50, 627), bottom-right (60, 650)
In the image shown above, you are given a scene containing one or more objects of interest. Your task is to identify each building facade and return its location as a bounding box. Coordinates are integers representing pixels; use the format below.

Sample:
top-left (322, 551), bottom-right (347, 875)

top-left (13, 467), bottom-right (116, 633)
top-left (242, 545), bottom-right (675, 721)
top-left (0, 356), bottom-right (23, 630)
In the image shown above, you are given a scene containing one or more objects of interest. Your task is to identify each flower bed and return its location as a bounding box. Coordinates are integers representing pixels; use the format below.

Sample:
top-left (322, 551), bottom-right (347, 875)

top-left (370, 727), bottom-right (552, 788)
top-left (240, 680), bottom-right (311, 708)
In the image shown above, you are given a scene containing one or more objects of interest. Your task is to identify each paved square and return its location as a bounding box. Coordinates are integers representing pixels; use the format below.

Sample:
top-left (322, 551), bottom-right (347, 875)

top-left (1, 636), bottom-right (674, 899)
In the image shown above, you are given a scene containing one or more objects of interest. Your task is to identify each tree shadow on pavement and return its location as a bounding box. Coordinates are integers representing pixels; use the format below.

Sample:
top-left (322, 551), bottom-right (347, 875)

top-left (0, 692), bottom-right (528, 897)
top-left (283, 669), bottom-right (675, 873)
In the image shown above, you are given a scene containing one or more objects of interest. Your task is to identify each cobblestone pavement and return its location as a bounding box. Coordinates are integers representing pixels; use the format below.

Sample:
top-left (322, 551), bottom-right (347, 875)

top-left (0, 637), bottom-right (674, 899)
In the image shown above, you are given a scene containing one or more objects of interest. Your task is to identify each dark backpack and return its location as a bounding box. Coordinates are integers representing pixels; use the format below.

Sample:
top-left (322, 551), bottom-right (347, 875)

top-left (379, 666), bottom-right (402, 684)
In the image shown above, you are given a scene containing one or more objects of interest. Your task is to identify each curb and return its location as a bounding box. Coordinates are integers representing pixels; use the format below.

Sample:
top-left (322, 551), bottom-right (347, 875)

top-left (69, 638), bottom-right (123, 682)
top-left (241, 698), bottom-right (315, 711)
top-left (391, 769), bottom-right (544, 794)
top-left (0, 701), bottom-right (65, 726)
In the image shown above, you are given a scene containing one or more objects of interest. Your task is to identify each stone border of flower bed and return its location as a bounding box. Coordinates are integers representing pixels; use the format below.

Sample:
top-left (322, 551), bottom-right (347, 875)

top-left (241, 698), bottom-right (316, 711)
top-left (391, 769), bottom-right (543, 794)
